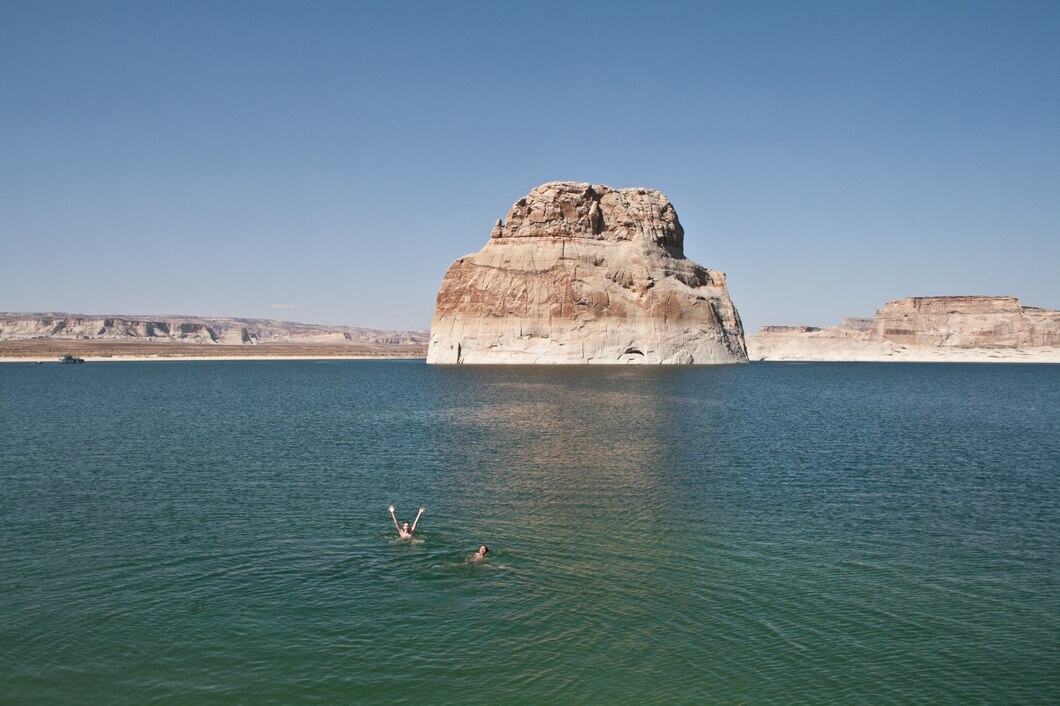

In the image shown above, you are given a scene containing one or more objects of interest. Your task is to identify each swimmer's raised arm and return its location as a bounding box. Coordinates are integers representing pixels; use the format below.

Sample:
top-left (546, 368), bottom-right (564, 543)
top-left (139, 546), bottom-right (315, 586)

top-left (411, 507), bottom-right (425, 533)
top-left (388, 505), bottom-right (401, 532)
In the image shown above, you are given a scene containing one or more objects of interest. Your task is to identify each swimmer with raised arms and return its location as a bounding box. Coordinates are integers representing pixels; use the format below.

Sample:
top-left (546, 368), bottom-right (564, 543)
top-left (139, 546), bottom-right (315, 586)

top-left (388, 505), bottom-right (424, 540)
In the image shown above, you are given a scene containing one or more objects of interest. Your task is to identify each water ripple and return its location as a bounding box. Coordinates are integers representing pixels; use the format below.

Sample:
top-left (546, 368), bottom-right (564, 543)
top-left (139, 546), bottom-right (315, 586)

top-left (1, 361), bottom-right (1058, 703)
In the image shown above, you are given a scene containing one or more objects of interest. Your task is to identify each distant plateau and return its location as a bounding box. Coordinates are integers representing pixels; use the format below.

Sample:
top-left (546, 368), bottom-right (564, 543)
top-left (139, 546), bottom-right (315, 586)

top-left (0, 313), bottom-right (428, 361)
top-left (747, 296), bottom-right (1060, 363)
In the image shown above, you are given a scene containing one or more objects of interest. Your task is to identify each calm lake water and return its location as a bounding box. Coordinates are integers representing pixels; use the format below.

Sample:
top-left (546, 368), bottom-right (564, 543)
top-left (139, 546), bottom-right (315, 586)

top-left (1, 361), bottom-right (1058, 704)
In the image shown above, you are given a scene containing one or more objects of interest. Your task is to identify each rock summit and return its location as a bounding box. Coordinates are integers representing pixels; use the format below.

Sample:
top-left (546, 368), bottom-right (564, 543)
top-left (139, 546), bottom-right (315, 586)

top-left (427, 182), bottom-right (747, 364)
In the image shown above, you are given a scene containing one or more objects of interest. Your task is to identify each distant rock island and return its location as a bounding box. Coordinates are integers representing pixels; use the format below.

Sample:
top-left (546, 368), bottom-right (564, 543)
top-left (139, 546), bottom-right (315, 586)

top-left (427, 182), bottom-right (747, 364)
top-left (748, 296), bottom-right (1060, 363)
top-left (0, 313), bottom-right (428, 347)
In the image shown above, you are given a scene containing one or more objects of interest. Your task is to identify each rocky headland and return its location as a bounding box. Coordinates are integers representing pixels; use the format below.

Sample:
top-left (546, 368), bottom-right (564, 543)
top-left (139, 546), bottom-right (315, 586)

top-left (427, 182), bottom-right (747, 364)
top-left (748, 296), bottom-right (1060, 363)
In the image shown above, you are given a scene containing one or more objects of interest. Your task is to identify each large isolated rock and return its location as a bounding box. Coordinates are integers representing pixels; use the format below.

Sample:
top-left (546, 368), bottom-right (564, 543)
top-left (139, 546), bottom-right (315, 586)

top-left (427, 182), bottom-right (747, 364)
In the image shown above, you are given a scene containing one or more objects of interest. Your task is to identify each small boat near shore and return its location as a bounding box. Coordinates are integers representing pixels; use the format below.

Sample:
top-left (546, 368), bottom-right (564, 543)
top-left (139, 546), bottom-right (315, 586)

top-left (58, 355), bottom-right (85, 364)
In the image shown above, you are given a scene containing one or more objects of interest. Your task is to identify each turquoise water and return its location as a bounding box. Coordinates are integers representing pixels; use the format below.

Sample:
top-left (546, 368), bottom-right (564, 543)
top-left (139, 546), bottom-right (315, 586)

top-left (2, 361), bottom-right (1058, 704)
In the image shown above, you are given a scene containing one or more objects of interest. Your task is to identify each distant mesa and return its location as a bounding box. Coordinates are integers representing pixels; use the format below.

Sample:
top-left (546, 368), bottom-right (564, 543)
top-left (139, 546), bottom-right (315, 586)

top-left (871, 296), bottom-right (1059, 348)
top-left (0, 313), bottom-right (429, 346)
top-left (748, 296), bottom-right (1060, 362)
top-left (427, 181), bottom-right (747, 364)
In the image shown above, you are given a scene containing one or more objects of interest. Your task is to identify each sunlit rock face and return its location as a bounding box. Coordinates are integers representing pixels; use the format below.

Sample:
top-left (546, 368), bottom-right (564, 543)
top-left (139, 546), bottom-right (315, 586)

top-left (871, 296), bottom-right (1060, 347)
top-left (0, 314), bottom-right (428, 345)
top-left (427, 182), bottom-right (747, 365)
top-left (745, 296), bottom-right (1060, 362)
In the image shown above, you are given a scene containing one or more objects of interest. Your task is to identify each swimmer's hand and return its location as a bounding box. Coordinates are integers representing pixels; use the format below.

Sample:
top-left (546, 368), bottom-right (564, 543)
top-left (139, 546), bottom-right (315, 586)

top-left (388, 505), bottom-right (395, 513)
top-left (418, 507), bottom-right (425, 514)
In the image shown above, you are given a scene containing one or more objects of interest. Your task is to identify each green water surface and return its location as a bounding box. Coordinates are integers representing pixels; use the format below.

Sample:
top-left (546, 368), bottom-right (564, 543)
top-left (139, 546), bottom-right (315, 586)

top-left (2, 361), bottom-right (1058, 704)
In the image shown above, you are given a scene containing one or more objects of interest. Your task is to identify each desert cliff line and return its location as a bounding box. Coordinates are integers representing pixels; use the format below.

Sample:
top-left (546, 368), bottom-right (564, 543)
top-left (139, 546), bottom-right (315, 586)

top-left (748, 296), bottom-right (1060, 363)
top-left (0, 313), bottom-right (428, 346)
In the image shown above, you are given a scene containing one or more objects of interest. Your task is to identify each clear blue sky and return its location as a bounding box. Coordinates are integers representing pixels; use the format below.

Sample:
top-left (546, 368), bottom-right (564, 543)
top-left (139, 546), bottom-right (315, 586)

top-left (2, 0), bottom-right (1058, 332)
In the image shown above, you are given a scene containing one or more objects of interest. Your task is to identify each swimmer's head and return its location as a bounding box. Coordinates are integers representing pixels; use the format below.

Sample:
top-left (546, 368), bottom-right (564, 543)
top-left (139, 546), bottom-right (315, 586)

top-left (402, 522), bottom-right (410, 532)
top-left (478, 545), bottom-right (489, 556)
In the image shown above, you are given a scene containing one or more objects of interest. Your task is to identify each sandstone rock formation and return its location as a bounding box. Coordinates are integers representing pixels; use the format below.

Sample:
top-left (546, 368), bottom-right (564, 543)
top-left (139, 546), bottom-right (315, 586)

top-left (747, 296), bottom-right (1060, 362)
top-left (427, 182), bottom-right (747, 364)
top-left (0, 313), bottom-right (428, 346)
top-left (871, 296), bottom-right (1059, 348)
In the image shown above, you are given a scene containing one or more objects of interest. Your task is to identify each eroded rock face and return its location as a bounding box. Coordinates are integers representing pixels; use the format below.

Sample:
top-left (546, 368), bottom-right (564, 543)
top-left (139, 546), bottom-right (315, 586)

top-left (747, 296), bottom-right (1060, 362)
top-left (427, 182), bottom-right (747, 364)
top-left (871, 296), bottom-right (1060, 348)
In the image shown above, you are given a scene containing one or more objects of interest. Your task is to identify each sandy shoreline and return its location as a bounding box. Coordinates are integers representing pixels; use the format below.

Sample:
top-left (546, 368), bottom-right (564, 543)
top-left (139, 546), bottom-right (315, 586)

top-left (0, 340), bottom-right (429, 363)
top-left (0, 354), bottom-right (427, 363)
top-left (6, 352), bottom-right (1058, 364)
top-left (752, 353), bottom-right (1060, 364)
top-left (746, 336), bottom-right (1060, 364)
top-left (4, 340), bottom-right (1058, 364)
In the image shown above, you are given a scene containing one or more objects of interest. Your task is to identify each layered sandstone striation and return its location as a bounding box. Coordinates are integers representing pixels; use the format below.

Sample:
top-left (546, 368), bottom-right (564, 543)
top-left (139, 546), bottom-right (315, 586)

top-left (427, 182), bottom-right (747, 364)
top-left (747, 296), bottom-right (1060, 362)
top-left (871, 296), bottom-right (1059, 348)
top-left (0, 313), bottom-right (428, 346)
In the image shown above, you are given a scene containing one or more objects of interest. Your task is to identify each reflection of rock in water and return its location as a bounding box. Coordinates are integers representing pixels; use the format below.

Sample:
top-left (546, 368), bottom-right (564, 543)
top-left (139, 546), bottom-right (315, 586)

top-left (430, 367), bottom-right (737, 560)
top-left (428, 182), bottom-right (747, 365)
